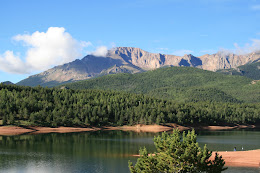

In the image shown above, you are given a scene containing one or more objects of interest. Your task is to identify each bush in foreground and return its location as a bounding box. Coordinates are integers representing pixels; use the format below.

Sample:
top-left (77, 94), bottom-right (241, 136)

top-left (129, 129), bottom-right (227, 173)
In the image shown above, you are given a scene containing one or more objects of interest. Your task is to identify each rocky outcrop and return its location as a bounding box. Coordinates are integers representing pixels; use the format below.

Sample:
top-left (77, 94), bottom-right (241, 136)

top-left (17, 47), bottom-right (260, 87)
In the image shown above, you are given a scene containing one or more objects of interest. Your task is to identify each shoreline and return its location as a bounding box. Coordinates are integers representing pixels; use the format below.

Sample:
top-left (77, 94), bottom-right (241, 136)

top-left (133, 150), bottom-right (260, 168)
top-left (0, 124), bottom-right (258, 136)
top-left (0, 125), bottom-right (259, 169)
top-left (212, 150), bottom-right (260, 168)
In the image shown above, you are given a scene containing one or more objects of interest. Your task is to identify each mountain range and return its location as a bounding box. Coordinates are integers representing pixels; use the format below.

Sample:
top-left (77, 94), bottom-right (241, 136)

top-left (17, 47), bottom-right (260, 87)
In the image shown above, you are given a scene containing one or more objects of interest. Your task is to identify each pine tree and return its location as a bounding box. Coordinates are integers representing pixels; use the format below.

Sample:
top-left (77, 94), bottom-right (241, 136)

top-left (9, 112), bottom-right (15, 125)
top-left (129, 129), bottom-right (227, 173)
top-left (2, 115), bottom-right (7, 125)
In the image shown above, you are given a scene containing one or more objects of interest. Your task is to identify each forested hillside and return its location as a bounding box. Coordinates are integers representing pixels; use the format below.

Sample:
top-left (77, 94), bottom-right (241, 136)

top-left (64, 67), bottom-right (260, 103)
top-left (0, 84), bottom-right (259, 127)
top-left (217, 61), bottom-right (260, 80)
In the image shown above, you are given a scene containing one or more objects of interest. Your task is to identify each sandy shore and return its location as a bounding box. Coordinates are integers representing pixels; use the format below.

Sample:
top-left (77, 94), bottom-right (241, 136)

top-left (0, 126), bottom-right (33, 135)
top-left (103, 124), bottom-right (174, 133)
top-left (197, 124), bottom-right (257, 131)
top-left (212, 150), bottom-right (260, 168)
top-left (0, 126), bottom-right (101, 135)
top-left (103, 124), bottom-right (258, 132)
top-left (133, 150), bottom-right (260, 168)
top-left (29, 127), bottom-right (101, 134)
top-left (0, 124), bottom-right (258, 135)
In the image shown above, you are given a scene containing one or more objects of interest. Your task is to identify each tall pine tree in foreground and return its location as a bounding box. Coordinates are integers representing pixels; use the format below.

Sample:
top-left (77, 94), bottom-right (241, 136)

top-left (129, 129), bottom-right (227, 173)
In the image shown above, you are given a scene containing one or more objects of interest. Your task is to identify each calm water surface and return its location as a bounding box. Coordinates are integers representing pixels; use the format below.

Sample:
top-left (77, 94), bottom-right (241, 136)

top-left (0, 129), bottom-right (259, 173)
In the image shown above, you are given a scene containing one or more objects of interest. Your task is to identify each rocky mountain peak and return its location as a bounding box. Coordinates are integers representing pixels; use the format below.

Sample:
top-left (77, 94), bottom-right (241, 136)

top-left (111, 47), bottom-right (147, 60)
top-left (113, 47), bottom-right (144, 53)
top-left (16, 47), bottom-right (260, 87)
top-left (183, 54), bottom-right (195, 59)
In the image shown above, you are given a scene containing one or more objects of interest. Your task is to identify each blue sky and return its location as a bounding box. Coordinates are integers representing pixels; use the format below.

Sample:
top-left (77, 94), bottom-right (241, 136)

top-left (0, 0), bottom-right (260, 83)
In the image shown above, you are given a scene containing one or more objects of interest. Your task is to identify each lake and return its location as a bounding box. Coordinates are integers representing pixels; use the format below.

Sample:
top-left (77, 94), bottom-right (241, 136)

top-left (0, 129), bottom-right (259, 173)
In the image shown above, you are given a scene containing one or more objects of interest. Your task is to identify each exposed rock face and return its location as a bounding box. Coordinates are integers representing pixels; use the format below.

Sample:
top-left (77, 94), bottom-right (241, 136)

top-left (17, 47), bottom-right (260, 87)
top-left (110, 47), bottom-right (260, 71)
top-left (111, 47), bottom-right (167, 69)
top-left (198, 51), bottom-right (260, 71)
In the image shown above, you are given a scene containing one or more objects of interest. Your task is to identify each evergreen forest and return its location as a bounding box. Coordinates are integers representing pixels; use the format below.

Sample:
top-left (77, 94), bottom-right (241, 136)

top-left (64, 67), bottom-right (260, 103)
top-left (0, 83), bottom-right (259, 127)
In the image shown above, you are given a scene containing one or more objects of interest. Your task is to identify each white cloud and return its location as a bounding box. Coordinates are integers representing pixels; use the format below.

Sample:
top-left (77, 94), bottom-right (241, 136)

top-left (251, 5), bottom-right (260, 10)
top-left (172, 49), bottom-right (193, 56)
top-left (0, 51), bottom-right (30, 74)
top-left (217, 48), bottom-right (233, 56)
top-left (0, 27), bottom-right (90, 74)
top-left (91, 46), bottom-right (108, 57)
top-left (234, 39), bottom-right (260, 55)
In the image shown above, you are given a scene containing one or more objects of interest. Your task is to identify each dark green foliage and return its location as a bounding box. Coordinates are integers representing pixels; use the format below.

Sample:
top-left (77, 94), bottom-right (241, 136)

top-left (129, 129), bottom-right (227, 173)
top-left (217, 61), bottom-right (260, 80)
top-left (2, 115), bottom-right (7, 125)
top-left (0, 83), bottom-right (259, 127)
top-left (64, 66), bottom-right (259, 103)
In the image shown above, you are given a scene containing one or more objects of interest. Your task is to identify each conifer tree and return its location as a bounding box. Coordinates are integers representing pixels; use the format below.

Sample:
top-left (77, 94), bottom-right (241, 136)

top-left (129, 129), bottom-right (227, 173)
top-left (2, 115), bottom-right (7, 125)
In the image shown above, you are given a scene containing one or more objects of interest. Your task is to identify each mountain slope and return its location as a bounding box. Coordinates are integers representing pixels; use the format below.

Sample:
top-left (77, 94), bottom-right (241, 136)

top-left (17, 47), bottom-right (260, 87)
top-left (1, 81), bottom-right (14, 85)
top-left (64, 66), bottom-right (260, 103)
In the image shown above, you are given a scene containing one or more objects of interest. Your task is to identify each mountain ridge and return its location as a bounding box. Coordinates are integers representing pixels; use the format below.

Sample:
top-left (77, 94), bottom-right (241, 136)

top-left (17, 47), bottom-right (260, 87)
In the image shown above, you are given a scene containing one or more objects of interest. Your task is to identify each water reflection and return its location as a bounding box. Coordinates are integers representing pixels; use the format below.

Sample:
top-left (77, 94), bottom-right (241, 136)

top-left (196, 130), bottom-right (260, 151)
top-left (0, 130), bottom-right (259, 173)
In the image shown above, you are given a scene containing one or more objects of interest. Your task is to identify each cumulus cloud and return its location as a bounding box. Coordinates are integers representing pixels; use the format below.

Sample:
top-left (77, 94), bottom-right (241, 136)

top-left (0, 27), bottom-right (90, 74)
top-left (0, 51), bottom-right (30, 74)
top-left (172, 49), bottom-right (193, 56)
top-left (91, 46), bottom-right (108, 57)
top-left (234, 39), bottom-right (260, 55)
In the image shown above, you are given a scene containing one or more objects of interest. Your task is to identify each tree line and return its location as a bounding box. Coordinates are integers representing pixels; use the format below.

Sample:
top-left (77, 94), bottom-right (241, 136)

top-left (0, 84), bottom-right (259, 127)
